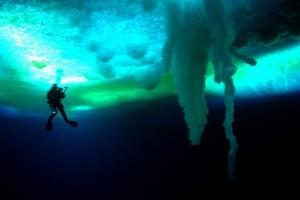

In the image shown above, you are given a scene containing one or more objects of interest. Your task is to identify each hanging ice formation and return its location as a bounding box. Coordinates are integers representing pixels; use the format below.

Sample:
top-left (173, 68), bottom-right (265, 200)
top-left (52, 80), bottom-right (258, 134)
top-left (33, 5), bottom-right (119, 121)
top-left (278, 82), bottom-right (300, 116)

top-left (162, 0), bottom-right (211, 146)
top-left (161, 0), bottom-right (246, 182)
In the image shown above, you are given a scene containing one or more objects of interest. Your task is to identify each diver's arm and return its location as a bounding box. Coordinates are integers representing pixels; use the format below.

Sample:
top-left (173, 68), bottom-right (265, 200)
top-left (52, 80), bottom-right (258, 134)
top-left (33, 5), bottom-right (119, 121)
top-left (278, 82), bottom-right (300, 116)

top-left (63, 87), bottom-right (68, 93)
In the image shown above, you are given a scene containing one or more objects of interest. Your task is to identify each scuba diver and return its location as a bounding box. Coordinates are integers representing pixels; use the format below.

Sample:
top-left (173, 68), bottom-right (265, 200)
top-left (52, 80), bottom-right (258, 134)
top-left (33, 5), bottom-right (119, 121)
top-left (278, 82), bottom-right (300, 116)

top-left (45, 84), bottom-right (78, 131)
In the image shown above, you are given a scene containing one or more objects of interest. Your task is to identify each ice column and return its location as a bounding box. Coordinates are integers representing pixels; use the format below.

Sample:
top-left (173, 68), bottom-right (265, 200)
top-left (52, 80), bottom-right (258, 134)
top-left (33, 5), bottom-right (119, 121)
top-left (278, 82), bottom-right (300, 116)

top-left (162, 0), bottom-right (239, 181)
top-left (162, 0), bottom-right (211, 145)
top-left (203, 0), bottom-right (239, 182)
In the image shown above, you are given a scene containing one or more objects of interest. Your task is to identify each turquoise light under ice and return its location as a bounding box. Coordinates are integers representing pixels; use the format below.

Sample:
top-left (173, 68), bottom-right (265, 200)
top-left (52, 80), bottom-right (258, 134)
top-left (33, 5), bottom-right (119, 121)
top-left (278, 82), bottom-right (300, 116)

top-left (1, 1), bottom-right (300, 115)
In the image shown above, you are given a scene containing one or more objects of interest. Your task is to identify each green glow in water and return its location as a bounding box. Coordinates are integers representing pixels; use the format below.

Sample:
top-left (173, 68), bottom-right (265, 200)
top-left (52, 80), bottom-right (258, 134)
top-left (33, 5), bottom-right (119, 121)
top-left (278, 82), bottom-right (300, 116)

top-left (1, 2), bottom-right (300, 115)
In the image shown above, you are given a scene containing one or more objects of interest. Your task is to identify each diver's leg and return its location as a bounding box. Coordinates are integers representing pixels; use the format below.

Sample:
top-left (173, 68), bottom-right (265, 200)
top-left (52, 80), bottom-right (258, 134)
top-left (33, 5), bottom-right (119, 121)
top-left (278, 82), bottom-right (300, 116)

top-left (57, 103), bottom-right (69, 122)
top-left (48, 113), bottom-right (56, 122)
top-left (57, 104), bottom-right (78, 127)
top-left (45, 113), bottom-right (57, 131)
top-left (45, 104), bottom-right (58, 131)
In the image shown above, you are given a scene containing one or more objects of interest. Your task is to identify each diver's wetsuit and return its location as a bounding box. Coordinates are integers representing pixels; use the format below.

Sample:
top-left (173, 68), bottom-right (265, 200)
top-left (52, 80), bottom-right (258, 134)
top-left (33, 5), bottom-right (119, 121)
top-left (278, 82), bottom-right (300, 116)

top-left (45, 85), bottom-right (78, 131)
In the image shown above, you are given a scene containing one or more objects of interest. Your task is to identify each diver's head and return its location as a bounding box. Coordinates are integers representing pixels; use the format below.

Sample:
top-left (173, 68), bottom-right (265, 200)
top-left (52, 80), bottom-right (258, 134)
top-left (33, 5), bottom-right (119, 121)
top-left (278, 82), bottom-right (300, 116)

top-left (52, 84), bottom-right (58, 88)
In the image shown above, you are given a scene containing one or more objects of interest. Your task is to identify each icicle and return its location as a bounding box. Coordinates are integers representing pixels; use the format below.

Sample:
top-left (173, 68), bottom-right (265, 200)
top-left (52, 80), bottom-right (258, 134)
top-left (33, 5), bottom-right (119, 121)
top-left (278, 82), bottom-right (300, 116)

top-left (162, 0), bottom-right (240, 180)
top-left (163, 0), bottom-right (211, 145)
top-left (223, 77), bottom-right (239, 182)
top-left (203, 0), bottom-right (239, 181)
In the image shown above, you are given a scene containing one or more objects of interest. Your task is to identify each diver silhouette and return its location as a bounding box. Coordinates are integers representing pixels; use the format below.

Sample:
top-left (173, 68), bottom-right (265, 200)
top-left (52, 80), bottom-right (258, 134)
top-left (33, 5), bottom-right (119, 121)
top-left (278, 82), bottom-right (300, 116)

top-left (45, 84), bottom-right (78, 131)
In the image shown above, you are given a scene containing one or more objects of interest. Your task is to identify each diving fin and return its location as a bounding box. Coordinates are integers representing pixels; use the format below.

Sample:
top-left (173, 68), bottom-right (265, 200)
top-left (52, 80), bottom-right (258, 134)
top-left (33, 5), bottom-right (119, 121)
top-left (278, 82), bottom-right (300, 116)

top-left (45, 122), bottom-right (53, 131)
top-left (68, 120), bottom-right (78, 127)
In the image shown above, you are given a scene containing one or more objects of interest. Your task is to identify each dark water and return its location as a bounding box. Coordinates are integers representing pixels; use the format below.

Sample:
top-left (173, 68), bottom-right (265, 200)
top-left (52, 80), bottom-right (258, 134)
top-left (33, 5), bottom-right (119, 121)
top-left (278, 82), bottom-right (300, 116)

top-left (1, 94), bottom-right (300, 199)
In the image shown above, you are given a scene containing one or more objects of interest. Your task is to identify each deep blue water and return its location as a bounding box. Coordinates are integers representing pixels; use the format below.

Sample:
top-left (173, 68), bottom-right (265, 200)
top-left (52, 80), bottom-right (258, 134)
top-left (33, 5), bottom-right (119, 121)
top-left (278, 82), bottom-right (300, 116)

top-left (1, 94), bottom-right (300, 199)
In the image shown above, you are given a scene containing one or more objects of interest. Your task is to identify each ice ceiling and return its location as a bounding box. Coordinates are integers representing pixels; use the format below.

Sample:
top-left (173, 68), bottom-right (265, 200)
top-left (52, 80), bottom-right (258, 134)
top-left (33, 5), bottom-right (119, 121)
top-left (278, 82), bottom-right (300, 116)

top-left (1, 0), bottom-right (300, 180)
